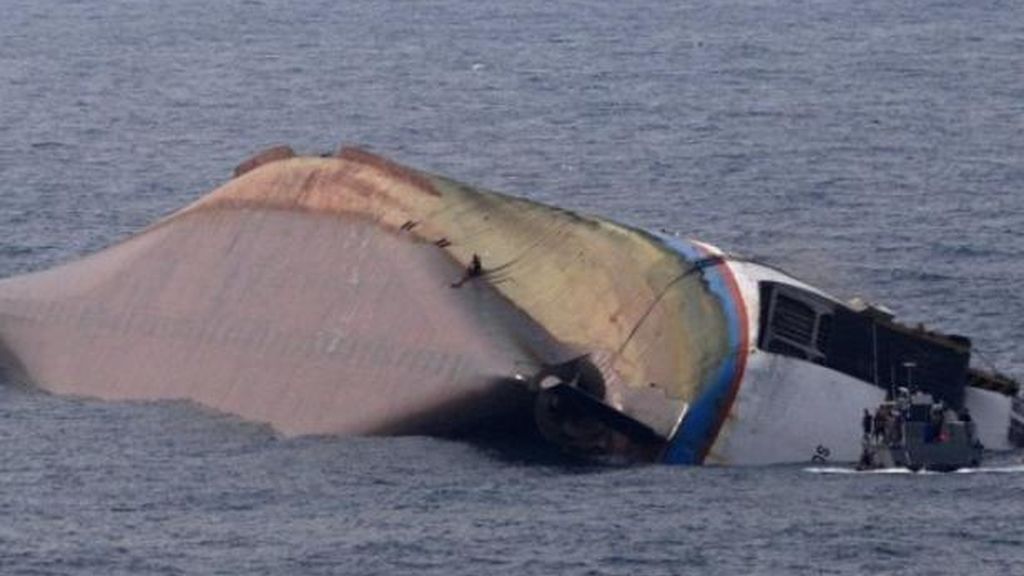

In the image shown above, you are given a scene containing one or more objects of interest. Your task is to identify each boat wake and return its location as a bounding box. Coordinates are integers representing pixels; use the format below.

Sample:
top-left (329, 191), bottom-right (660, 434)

top-left (804, 464), bottom-right (1024, 475)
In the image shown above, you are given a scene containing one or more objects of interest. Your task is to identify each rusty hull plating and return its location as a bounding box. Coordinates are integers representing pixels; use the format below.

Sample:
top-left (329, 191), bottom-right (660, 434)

top-left (0, 146), bottom-right (736, 462)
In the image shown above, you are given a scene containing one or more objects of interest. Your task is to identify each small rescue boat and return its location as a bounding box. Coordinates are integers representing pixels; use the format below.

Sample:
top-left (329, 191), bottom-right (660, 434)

top-left (858, 388), bottom-right (983, 472)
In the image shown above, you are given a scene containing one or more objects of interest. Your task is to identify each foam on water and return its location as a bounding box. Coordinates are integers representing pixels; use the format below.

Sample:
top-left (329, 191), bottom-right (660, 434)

top-left (805, 464), bottom-right (1024, 475)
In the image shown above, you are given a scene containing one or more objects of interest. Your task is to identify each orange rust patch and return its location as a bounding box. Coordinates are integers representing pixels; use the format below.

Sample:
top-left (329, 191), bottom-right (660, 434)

top-left (337, 147), bottom-right (441, 197)
top-left (233, 146), bottom-right (296, 178)
top-left (328, 162), bottom-right (384, 200)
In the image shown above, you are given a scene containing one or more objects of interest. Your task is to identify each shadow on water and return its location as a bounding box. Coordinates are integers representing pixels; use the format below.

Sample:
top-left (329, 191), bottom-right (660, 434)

top-left (451, 412), bottom-right (624, 472)
top-left (0, 337), bottom-right (33, 392)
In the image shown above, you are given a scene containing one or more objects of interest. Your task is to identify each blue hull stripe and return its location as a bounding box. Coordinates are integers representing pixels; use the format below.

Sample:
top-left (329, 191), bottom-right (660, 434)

top-left (655, 234), bottom-right (749, 465)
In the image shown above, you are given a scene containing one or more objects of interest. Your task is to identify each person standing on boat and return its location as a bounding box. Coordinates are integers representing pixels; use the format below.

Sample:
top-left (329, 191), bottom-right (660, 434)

top-left (873, 408), bottom-right (886, 441)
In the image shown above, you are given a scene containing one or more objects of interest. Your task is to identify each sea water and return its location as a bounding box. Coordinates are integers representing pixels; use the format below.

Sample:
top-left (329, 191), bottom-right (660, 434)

top-left (1, 1), bottom-right (1022, 574)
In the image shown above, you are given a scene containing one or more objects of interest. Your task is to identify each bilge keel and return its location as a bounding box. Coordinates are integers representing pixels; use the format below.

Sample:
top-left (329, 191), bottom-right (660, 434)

top-left (0, 146), bottom-right (1018, 465)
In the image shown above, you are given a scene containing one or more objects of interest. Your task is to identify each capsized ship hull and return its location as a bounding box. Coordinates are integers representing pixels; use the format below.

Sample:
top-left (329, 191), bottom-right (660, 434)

top-left (0, 146), bottom-right (1017, 464)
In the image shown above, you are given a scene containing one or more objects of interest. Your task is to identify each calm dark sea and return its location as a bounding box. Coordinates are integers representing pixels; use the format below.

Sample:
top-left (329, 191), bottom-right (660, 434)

top-left (1, 1), bottom-right (1022, 574)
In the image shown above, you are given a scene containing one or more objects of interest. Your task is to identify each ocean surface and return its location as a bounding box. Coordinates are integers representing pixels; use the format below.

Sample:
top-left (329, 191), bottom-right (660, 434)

top-left (1, 0), bottom-right (1023, 574)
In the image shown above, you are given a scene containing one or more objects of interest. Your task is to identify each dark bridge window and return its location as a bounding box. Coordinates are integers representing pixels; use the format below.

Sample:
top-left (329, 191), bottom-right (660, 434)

top-left (771, 294), bottom-right (815, 345)
top-left (759, 284), bottom-right (832, 364)
top-left (816, 314), bottom-right (832, 353)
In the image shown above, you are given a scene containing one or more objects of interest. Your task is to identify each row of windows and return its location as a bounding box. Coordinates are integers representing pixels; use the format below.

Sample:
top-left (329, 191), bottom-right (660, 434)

top-left (759, 287), bottom-right (833, 365)
top-left (757, 281), bottom-right (970, 407)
